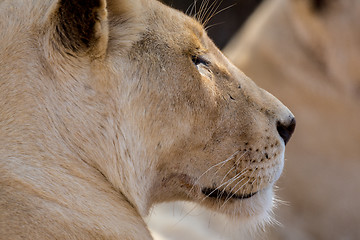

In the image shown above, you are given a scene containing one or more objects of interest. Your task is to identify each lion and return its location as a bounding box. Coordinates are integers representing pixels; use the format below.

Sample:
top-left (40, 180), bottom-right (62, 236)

top-left (0, 0), bottom-right (295, 239)
top-left (224, 0), bottom-right (360, 239)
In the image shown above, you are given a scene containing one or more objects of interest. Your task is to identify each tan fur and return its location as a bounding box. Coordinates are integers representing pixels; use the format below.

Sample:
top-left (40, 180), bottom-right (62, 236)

top-left (224, 0), bottom-right (360, 239)
top-left (0, 0), bottom-right (294, 239)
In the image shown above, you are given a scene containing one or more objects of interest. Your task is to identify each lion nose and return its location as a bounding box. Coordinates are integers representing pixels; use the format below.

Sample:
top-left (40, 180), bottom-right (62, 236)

top-left (277, 117), bottom-right (296, 145)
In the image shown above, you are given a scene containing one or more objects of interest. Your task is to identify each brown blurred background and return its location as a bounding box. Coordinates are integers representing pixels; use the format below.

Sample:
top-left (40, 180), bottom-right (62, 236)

top-left (149, 0), bottom-right (360, 239)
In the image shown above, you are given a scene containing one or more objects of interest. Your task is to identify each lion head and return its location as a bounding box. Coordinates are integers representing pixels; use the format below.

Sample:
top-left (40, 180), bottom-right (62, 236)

top-left (0, 0), bottom-right (295, 237)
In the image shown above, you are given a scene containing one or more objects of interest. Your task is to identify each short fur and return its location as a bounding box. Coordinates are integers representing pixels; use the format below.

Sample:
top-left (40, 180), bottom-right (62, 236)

top-left (0, 0), bottom-right (294, 239)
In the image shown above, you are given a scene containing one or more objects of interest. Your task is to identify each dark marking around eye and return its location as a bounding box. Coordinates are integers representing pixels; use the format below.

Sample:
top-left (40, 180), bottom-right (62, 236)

top-left (192, 55), bottom-right (210, 66)
top-left (229, 94), bottom-right (235, 100)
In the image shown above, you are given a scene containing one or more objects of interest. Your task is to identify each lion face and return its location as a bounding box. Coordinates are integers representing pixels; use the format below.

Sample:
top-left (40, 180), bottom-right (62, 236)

top-left (0, 0), bottom-right (295, 231)
top-left (104, 1), bottom-right (295, 220)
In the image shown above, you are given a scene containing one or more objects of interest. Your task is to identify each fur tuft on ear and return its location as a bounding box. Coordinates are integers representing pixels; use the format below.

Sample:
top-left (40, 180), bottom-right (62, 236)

top-left (52, 0), bottom-right (109, 58)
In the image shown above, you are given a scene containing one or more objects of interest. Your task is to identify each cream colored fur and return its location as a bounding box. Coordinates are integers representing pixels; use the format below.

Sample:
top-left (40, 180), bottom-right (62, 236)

top-left (0, 0), bottom-right (294, 239)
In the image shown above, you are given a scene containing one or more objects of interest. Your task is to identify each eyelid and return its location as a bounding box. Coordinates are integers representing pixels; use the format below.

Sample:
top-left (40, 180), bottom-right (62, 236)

top-left (192, 55), bottom-right (210, 66)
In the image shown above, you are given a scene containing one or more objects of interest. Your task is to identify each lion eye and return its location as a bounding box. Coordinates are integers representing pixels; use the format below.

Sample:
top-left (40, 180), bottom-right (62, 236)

top-left (192, 55), bottom-right (210, 67)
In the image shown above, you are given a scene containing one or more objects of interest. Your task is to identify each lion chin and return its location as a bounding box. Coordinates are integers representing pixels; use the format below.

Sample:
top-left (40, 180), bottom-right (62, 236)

top-left (0, 0), bottom-right (294, 239)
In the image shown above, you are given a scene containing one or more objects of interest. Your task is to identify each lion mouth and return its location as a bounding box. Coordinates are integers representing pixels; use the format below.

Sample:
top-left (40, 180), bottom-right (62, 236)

top-left (201, 187), bottom-right (257, 200)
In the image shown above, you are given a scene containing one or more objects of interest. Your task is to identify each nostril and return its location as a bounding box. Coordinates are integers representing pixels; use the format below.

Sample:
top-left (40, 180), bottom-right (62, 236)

top-left (277, 117), bottom-right (296, 145)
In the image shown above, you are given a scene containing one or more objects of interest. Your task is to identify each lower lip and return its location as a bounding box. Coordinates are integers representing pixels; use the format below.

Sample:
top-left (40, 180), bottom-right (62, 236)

top-left (201, 188), bottom-right (258, 200)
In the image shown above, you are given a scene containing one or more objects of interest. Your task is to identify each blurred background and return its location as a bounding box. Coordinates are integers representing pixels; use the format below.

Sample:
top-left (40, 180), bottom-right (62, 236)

top-left (148, 0), bottom-right (360, 239)
top-left (161, 0), bottom-right (263, 49)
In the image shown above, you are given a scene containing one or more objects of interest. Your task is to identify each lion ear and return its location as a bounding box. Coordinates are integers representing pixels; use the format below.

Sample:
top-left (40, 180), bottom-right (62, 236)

top-left (51, 0), bottom-right (109, 58)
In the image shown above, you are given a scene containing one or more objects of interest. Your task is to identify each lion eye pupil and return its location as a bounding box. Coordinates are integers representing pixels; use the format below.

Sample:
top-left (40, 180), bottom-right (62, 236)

top-left (192, 55), bottom-right (209, 66)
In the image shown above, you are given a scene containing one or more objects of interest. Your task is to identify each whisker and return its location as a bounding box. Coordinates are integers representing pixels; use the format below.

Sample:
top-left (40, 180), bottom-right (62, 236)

top-left (188, 0), bottom-right (197, 17)
top-left (188, 150), bottom-right (240, 195)
top-left (203, 2), bottom-right (236, 27)
top-left (202, 0), bottom-right (222, 26)
top-left (171, 202), bottom-right (200, 228)
top-left (216, 150), bottom-right (249, 198)
top-left (218, 165), bottom-right (236, 185)
top-left (200, 168), bottom-right (249, 203)
top-left (212, 150), bottom-right (245, 178)
top-left (221, 179), bottom-right (251, 209)
top-left (217, 176), bottom-right (249, 205)
top-left (196, 0), bottom-right (208, 22)
top-left (217, 168), bottom-right (249, 199)
top-left (215, 169), bottom-right (249, 205)
top-left (193, 0), bottom-right (198, 19)
top-left (199, 0), bottom-right (217, 24)
top-left (204, 21), bottom-right (225, 31)
top-left (237, 173), bottom-right (257, 212)
top-left (216, 150), bottom-right (247, 186)
top-left (197, 150), bottom-right (249, 203)
top-left (185, 1), bottom-right (195, 16)
top-left (231, 170), bottom-right (256, 195)
top-left (221, 170), bottom-right (256, 207)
